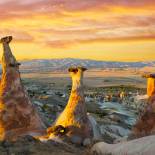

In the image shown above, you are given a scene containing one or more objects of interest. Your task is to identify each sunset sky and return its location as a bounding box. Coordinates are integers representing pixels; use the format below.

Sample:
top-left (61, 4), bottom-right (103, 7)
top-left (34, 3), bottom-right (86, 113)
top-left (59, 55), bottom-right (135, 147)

top-left (0, 0), bottom-right (155, 61)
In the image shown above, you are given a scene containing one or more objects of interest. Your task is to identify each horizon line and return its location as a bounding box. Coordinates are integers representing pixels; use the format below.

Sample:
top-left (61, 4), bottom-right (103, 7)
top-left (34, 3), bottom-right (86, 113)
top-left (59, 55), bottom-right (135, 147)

top-left (0, 57), bottom-right (153, 63)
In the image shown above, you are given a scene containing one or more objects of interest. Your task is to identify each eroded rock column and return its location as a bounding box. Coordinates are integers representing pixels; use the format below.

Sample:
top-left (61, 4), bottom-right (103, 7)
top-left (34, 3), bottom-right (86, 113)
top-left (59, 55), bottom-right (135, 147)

top-left (47, 67), bottom-right (93, 144)
top-left (131, 73), bottom-right (155, 138)
top-left (144, 74), bottom-right (155, 97)
top-left (0, 36), bottom-right (45, 141)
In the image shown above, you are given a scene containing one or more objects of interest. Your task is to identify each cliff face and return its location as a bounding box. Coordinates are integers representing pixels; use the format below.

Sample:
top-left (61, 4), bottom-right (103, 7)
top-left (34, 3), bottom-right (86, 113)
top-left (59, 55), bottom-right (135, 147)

top-left (0, 36), bottom-right (45, 141)
top-left (131, 74), bottom-right (155, 138)
top-left (48, 67), bottom-right (93, 144)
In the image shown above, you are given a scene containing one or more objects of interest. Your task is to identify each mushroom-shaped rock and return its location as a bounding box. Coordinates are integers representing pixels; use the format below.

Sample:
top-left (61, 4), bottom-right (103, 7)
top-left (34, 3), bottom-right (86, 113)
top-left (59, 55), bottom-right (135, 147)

top-left (130, 73), bottom-right (155, 139)
top-left (48, 67), bottom-right (93, 144)
top-left (0, 36), bottom-right (45, 141)
top-left (142, 73), bottom-right (155, 97)
top-left (91, 135), bottom-right (155, 155)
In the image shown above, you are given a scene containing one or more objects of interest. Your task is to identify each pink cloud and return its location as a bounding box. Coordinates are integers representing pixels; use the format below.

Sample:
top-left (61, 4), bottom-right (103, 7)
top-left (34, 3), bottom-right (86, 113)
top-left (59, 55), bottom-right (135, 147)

top-left (0, 0), bottom-right (155, 20)
top-left (0, 29), bottom-right (34, 42)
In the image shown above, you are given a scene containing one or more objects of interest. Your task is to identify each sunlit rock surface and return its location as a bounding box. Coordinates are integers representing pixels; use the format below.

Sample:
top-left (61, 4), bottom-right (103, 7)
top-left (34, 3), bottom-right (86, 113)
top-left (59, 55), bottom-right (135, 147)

top-left (142, 74), bottom-right (155, 97)
top-left (0, 36), bottom-right (45, 141)
top-left (47, 67), bottom-right (93, 145)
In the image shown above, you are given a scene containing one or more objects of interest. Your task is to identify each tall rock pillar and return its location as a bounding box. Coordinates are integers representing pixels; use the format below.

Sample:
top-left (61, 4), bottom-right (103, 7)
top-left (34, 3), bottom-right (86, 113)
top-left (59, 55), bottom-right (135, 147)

top-left (48, 67), bottom-right (93, 144)
top-left (0, 36), bottom-right (45, 141)
top-left (131, 73), bottom-right (155, 138)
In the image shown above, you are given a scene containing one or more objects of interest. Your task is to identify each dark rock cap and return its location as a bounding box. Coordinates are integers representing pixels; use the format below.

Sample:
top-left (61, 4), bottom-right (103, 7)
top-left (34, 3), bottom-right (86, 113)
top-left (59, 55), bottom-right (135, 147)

top-left (0, 36), bottom-right (12, 44)
top-left (68, 67), bottom-right (87, 73)
top-left (142, 73), bottom-right (155, 78)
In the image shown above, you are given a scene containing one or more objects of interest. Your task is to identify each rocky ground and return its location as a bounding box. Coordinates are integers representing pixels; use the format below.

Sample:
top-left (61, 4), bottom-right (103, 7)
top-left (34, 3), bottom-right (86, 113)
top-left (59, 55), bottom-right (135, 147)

top-left (0, 136), bottom-right (86, 155)
top-left (0, 77), bottom-right (147, 155)
top-left (23, 78), bottom-right (146, 143)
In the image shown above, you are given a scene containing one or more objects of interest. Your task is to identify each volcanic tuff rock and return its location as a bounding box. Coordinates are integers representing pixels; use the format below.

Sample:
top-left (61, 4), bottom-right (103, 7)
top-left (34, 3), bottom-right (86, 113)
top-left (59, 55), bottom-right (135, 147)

top-left (0, 36), bottom-right (45, 141)
top-left (91, 135), bottom-right (155, 155)
top-left (47, 67), bottom-right (93, 145)
top-left (130, 73), bottom-right (155, 139)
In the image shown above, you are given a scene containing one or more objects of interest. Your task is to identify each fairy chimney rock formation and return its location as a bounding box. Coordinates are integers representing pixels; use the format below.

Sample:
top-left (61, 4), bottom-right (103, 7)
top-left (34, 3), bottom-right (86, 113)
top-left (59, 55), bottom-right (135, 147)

top-left (142, 73), bottom-right (155, 97)
top-left (130, 73), bottom-right (155, 139)
top-left (0, 36), bottom-right (45, 141)
top-left (48, 67), bottom-right (93, 144)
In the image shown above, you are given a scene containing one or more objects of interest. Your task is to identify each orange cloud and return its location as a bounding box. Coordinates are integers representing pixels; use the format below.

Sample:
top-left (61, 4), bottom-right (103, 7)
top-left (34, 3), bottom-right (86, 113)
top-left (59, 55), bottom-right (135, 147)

top-left (45, 34), bottom-right (155, 49)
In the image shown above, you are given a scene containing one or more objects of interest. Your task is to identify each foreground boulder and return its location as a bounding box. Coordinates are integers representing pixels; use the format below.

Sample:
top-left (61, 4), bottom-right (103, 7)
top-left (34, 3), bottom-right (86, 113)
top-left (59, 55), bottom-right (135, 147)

top-left (47, 67), bottom-right (93, 145)
top-left (0, 36), bottom-right (45, 141)
top-left (91, 135), bottom-right (155, 155)
top-left (130, 73), bottom-right (155, 139)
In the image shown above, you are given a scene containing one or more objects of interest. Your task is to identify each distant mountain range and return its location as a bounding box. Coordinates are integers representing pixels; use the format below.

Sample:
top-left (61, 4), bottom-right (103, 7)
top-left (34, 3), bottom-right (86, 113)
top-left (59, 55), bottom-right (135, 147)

top-left (1, 58), bottom-right (155, 73)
